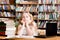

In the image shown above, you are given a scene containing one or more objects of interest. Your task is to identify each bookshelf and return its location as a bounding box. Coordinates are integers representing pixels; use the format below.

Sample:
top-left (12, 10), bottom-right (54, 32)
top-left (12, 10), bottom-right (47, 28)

top-left (0, 0), bottom-right (15, 18)
top-left (16, 0), bottom-right (38, 24)
top-left (38, 0), bottom-right (60, 37)
top-left (0, 0), bottom-right (59, 37)
top-left (0, 0), bottom-right (16, 36)
top-left (15, 0), bottom-right (60, 37)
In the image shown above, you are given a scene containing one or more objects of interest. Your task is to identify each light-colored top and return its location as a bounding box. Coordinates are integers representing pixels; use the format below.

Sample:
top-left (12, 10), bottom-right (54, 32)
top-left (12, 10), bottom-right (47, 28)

top-left (18, 22), bottom-right (38, 36)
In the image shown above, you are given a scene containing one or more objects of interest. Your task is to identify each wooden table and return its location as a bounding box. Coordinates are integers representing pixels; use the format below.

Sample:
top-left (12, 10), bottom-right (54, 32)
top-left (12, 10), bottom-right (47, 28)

top-left (0, 36), bottom-right (60, 40)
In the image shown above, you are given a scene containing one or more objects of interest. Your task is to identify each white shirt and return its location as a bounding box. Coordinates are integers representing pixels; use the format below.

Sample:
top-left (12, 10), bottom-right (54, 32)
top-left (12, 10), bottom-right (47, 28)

top-left (18, 22), bottom-right (38, 36)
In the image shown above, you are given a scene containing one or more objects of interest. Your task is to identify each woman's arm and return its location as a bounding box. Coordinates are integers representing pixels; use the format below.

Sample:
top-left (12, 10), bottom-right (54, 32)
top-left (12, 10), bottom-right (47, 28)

top-left (26, 22), bottom-right (38, 36)
top-left (17, 23), bottom-right (25, 35)
top-left (26, 23), bottom-right (33, 36)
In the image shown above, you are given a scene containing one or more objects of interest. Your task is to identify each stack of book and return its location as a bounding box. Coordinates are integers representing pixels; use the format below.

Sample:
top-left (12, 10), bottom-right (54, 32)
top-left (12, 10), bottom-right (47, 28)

top-left (0, 18), bottom-right (16, 37)
top-left (0, 21), bottom-right (6, 36)
top-left (5, 20), bottom-right (16, 37)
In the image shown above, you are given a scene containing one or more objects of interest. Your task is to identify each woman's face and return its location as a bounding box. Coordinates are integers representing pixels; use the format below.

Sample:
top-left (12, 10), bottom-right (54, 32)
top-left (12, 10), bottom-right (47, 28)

top-left (22, 14), bottom-right (31, 24)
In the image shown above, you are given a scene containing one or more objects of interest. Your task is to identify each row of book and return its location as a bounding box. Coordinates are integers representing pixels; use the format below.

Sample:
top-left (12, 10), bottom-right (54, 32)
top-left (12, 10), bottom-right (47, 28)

top-left (16, 12), bottom-right (38, 20)
top-left (38, 5), bottom-right (60, 12)
top-left (16, 5), bottom-right (60, 12)
top-left (0, 5), bottom-right (15, 10)
top-left (38, 12), bottom-right (60, 20)
top-left (0, 0), bottom-right (9, 4)
top-left (38, 21), bottom-right (57, 28)
top-left (38, 0), bottom-right (60, 4)
top-left (16, 6), bottom-right (37, 12)
top-left (0, 12), bottom-right (15, 17)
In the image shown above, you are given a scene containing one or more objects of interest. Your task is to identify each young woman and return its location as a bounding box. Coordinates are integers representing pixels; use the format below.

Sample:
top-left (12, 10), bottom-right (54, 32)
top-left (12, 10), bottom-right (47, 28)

top-left (17, 12), bottom-right (38, 36)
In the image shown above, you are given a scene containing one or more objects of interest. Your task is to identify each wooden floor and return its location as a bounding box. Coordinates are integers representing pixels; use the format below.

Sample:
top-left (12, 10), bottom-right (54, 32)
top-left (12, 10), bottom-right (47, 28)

top-left (0, 36), bottom-right (60, 40)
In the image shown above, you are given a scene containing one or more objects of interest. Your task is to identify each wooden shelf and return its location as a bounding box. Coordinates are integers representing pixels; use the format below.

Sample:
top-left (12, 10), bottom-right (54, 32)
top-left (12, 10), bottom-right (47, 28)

top-left (16, 11), bottom-right (38, 13)
top-left (0, 4), bottom-right (14, 5)
top-left (39, 3), bottom-right (60, 5)
top-left (16, 16), bottom-right (38, 21)
top-left (16, 3), bottom-right (60, 5)
top-left (38, 19), bottom-right (60, 21)
top-left (0, 10), bottom-right (15, 12)
top-left (39, 11), bottom-right (54, 13)
top-left (38, 28), bottom-right (46, 29)
top-left (16, 2), bottom-right (38, 4)
top-left (33, 19), bottom-right (38, 20)
top-left (0, 4), bottom-right (10, 5)
top-left (16, 1), bottom-right (38, 5)
top-left (0, 16), bottom-right (15, 18)
top-left (39, 11), bottom-right (60, 13)
top-left (30, 11), bottom-right (38, 13)
top-left (16, 11), bottom-right (24, 13)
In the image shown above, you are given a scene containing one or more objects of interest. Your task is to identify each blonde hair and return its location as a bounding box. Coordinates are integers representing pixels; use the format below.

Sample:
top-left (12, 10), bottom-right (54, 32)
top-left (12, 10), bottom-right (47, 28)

top-left (20, 12), bottom-right (34, 24)
top-left (19, 12), bottom-right (37, 30)
top-left (28, 13), bottom-right (33, 22)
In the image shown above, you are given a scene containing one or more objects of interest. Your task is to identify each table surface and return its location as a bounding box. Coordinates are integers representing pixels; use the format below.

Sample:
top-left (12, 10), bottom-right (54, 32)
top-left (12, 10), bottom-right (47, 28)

top-left (0, 36), bottom-right (60, 40)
